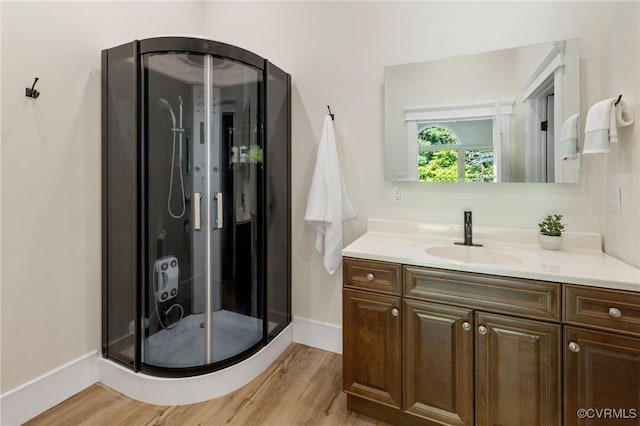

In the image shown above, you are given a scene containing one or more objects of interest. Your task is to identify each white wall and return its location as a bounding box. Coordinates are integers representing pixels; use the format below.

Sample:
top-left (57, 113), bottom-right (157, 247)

top-left (0, 1), bottom-right (204, 394)
top-left (587, 4), bottom-right (640, 268)
top-left (202, 1), bottom-right (640, 327)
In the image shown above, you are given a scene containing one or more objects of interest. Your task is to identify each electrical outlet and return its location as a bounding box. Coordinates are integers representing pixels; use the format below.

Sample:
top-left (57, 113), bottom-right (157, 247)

top-left (392, 186), bottom-right (403, 204)
top-left (607, 187), bottom-right (622, 214)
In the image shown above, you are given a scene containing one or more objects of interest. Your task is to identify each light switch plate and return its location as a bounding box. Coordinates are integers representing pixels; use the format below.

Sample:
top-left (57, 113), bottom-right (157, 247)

top-left (607, 187), bottom-right (622, 214)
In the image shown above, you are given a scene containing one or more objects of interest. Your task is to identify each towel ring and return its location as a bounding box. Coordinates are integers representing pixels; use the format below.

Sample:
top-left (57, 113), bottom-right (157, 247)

top-left (615, 94), bottom-right (622, 106)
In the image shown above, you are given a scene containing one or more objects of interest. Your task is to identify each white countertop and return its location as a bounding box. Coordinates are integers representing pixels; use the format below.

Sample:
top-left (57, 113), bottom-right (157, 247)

top-left (343, 219), bottom-right (640, 293)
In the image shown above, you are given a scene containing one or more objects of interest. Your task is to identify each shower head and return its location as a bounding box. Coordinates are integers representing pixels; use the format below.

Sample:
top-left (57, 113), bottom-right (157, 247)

top-left (157, 97), bottom-right (177, 129)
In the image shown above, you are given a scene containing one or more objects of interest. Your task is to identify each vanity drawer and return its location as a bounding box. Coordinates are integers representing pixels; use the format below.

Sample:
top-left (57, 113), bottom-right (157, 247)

top-left (564, 285), bottom-right (640, 337)
top-left (343, 258), bottom-right (401, 295)
top-left (404, 266), bottom-right (560, 322)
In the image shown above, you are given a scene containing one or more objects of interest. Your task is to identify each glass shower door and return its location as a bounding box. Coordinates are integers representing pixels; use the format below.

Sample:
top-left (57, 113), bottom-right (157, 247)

top-left (208, 56), bottom-right (264, 363)
top-left (142, 52), bottom-right (263, 370)
top-left (142, 52), bottom-right (209, 369)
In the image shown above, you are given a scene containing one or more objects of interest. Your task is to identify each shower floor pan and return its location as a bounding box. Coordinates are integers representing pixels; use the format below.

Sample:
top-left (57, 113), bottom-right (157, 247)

top-left (138, 310), bottom-right (273, 368)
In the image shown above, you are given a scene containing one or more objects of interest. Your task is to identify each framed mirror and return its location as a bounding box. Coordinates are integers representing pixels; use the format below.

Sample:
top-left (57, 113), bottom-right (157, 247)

top-left (384, 39), bottom-right (580, 183)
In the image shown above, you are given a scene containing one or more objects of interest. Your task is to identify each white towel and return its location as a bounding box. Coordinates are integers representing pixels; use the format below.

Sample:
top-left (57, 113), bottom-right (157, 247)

top-left (583, 98), bottom-right (634, 154)
top-left (560, 113), bottom-right (580, 160)
top-left (304, 115), bottom-right (356, 274)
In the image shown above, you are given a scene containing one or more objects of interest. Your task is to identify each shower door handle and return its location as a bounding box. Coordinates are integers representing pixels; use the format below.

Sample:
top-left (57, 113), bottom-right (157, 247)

top-left (215, 192), bottom-right (223, 229)
top-left (194, 193), bottom-right (202, 231)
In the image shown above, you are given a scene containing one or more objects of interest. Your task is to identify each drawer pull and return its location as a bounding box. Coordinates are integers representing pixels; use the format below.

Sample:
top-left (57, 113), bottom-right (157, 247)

top-left (366, 273), bottom-right (375, 281)
top-left (609, 307), bottom-right (622, 318)
top-left (391, 308), bottom-right (399, 317)
top-left (478, 325), bottom-right (488, 335)
top-left (569, 342), bottom-right (581, 353)
top-left (462, 321), bottom-right (471, 331)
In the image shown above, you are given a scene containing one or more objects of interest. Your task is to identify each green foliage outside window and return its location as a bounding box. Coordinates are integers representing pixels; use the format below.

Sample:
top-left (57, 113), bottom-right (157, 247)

top-left (465, 149), bottom-right (494, 182)
top-left (417, 126), bottom-right (494, 183)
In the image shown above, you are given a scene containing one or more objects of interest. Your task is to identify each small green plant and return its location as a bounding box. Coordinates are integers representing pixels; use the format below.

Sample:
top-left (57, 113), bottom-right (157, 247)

top-left (538, 214), bottom-right (565, 237)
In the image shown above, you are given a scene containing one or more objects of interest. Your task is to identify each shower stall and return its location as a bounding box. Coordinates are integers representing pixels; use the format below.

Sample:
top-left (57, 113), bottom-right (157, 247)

top-left (102, 37), bottom-right (290, 376)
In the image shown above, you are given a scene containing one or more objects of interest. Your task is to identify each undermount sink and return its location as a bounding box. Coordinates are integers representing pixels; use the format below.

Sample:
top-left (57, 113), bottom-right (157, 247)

top-left (425, 245), bottom-right (524, 265)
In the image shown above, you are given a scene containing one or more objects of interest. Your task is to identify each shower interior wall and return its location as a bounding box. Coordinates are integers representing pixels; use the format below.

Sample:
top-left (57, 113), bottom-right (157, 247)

top-left (143, 62), bottom-right (264, 326)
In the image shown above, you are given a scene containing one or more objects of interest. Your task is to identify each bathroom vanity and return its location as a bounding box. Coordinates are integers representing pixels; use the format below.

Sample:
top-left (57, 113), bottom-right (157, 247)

top-left (342, 220), bottom-right (640, 426)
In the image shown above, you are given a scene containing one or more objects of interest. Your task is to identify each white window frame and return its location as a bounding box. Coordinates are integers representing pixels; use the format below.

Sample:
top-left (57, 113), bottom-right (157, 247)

top-left (404, 101), bottom-right (514, 182)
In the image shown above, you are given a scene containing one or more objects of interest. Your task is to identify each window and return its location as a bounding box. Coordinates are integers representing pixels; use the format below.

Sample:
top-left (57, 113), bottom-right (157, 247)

top-left (404, 102), bottom-right (513, 182)
top-left (418, 123), bottom-right (494, 182)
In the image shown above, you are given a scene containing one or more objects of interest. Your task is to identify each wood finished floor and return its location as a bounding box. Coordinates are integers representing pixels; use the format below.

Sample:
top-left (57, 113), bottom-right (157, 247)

top-left (26, 344), bottom-right (389, 426)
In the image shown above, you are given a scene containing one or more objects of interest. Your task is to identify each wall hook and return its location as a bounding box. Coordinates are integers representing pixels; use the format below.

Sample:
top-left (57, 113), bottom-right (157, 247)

top-left (614, 94), bottom-right (622, 106)
top-left (25, 77), bottom-right (40, 99)
top-left (327, 105), bottom-right (334, 121)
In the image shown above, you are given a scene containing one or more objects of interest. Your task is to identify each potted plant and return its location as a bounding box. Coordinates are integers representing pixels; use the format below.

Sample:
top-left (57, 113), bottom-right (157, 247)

top-left (538, 214), bottom-right (565, 250)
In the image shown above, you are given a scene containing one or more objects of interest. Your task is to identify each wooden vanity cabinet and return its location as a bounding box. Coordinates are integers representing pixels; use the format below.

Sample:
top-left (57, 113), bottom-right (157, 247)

top-left (475, 312), bottom-right (561, 426)
top-left (563, 285), bottom-right (640, 425)
top-left (403, 300), bottom-right (474, 425)
top-left (405, 265), bottom-right (561, 425)
top-left (563, 326), bottom-right (640, 426)
top-left (342, 288), bottom-right (402, 409)
top-left (342, 258), bottom-right (403, 410)
top-left (343, 257), bottom-right (563, 425)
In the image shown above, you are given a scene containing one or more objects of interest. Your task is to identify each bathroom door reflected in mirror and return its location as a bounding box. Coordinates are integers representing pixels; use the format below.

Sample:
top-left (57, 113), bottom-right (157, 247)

top-left (384, 39), bottom-right (580, 183)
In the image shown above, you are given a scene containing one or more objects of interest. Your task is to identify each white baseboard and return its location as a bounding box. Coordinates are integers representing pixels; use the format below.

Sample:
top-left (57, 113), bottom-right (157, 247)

top-left (292, 316), bottom-right (342, 354)
top-left (0, 351), bottom-right (98, 426)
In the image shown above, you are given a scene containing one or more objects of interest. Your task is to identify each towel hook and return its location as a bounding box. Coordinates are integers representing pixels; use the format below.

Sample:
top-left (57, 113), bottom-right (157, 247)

top-left (327, 105), bottom-right (334, 121)
top-left (25, 77), bottom-right (40, 99)
top-left (614, 94), bottom-right (622, 106)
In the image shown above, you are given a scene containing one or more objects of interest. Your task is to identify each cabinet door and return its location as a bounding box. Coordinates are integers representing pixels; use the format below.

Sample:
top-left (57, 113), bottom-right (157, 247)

top-left (403, 300), bottom-right (474, 425)
top-left (564, 326), bottom-right (640, 426)
top-left (343, 289), bottom-right (402, 408)
top-left (476, 312), bottom-right (561, 426)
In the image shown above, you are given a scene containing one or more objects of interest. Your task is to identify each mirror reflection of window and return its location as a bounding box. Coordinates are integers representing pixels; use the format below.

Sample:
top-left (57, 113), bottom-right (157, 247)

top-left (417, 122), bottom-right (495, 183)
top-left (384, 38), bottom-right (581, 183)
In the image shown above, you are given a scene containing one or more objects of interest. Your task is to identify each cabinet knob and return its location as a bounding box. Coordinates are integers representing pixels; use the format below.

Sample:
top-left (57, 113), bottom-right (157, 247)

top-left (569, 341), bottom-right (581, 353)
top-left (462, 321), bottom-right (471, 331)
top-left (366, 273), bottom-right (375, 281)
top-left (391, 308), bottom-right (399, 317)
top-left (609, 307), bottom-right (622, 318)
top-left (478, 325), bottom-right (488, 335)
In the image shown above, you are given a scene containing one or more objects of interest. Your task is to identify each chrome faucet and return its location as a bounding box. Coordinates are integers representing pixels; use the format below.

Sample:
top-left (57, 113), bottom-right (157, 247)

top-left (454, 211), bottom-right (483, 247)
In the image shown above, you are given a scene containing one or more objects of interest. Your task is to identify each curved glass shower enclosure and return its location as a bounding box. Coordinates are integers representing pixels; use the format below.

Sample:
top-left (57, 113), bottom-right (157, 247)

top-left (102, 38), bottom-right (290, 376)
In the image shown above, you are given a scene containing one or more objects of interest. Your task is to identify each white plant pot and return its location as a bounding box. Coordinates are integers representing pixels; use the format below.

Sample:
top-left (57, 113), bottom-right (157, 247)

top-left (539, 234), bottom-right (562, 251)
